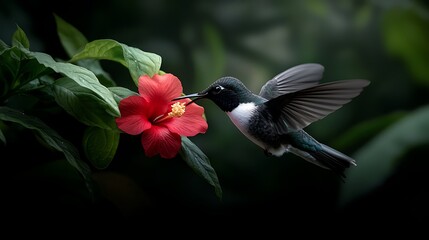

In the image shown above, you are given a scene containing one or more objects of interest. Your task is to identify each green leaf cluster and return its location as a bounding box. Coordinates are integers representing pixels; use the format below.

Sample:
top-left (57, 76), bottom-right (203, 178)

top-left (0, 15), bottom-right (221, 199)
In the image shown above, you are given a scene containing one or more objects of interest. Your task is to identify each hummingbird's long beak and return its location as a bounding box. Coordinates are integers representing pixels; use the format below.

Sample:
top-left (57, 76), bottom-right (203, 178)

top-left (172, 92), bottom-right (207, 105)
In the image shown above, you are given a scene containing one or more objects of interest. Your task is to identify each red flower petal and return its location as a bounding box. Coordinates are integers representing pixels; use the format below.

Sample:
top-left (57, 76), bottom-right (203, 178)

top-left (116, 95), bottom-right (152, 135)
top-left (138, 74), bottom-right (183, 105)
top-left (140, 126), bottom-right (182, 159)
top-left (165, 100), bottom-right (208, 137)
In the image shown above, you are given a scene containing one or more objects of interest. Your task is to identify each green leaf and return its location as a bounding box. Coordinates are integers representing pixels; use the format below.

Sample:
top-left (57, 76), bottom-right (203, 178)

top-left (16, 58), bottom-right (53, 87)
top-left (339, 105), bottom-right (429, 206)
top-left (0, 39), bottom-right (9, 53)
top-left (108, 86), bottom-right (138, 104)
top-left (0, 46), bottom-right (50, 96)
top-left (54, 14), bottom-right (88, 58)
top-left (12, 25), bottom-right (30, 49)
top-left (180, 137), bottom-right (222, 199)
top-left (0, 106), bottom-right (94, 197)
top-left (78, 59), bottom-right (116, 87)
top-left (54, 15), bottom-right (116, 87)
top-left (19, 75), bottom-right (55, 92)
top-left (69, 39), bottom-right (162, 85)
top-left (24, 50), bottom-right (119, 116)
top-left (52, 77), bottom-right (117, 130)
top-left (83, 126), bottom-right (119, 169)
top-left (0, 46), bottom-right (16, 96)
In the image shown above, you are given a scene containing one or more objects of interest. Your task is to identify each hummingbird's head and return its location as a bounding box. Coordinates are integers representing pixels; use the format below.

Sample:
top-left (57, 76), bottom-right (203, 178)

top-left (173, 77), bottom-right (254, 112)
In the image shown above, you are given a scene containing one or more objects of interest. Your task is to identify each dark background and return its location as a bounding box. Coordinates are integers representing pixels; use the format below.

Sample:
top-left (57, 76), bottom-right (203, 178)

top-left (1, 0), bottom-right (428, 230)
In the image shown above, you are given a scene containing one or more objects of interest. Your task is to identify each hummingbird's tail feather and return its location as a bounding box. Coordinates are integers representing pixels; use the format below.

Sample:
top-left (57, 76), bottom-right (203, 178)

top-left (285, 130), bottom-right (356, 180)
top-left (287, 143), bottom-right (356, 181)
top-left (308, 144), bottom-right (356, 180)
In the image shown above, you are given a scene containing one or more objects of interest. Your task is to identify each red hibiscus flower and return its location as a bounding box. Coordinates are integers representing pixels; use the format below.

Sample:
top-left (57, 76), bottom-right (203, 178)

top-left (115, 73), bottom-right (208, 159)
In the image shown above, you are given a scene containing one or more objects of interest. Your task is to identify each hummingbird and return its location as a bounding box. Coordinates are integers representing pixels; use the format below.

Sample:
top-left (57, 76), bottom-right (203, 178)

top-left (174, 63), bottom-right (370, 179)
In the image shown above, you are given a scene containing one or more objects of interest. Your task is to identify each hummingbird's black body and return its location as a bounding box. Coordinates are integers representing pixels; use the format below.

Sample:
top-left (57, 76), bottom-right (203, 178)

top-left (174, 64), bottom-right (370, 179)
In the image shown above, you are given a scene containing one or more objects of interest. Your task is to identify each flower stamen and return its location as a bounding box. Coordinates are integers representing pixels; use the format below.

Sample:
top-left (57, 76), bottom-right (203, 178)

top-left (168, 102), bottom-right (186, 118)
top-left (153, 102), bottom-right (186, 123)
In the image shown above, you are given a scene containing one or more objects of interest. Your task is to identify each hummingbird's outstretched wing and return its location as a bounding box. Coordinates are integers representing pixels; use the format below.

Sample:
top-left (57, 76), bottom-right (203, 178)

top-left (265, 79), bottom-right (370, 131)
top-left (259, 63), bottom-right (325, 99)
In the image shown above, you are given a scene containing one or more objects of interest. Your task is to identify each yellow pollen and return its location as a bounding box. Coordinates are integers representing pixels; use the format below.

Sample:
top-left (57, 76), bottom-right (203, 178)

top-left (168, 102), bottom-right (186, 118)
top-left (153, 102), bottom-right (186, 123)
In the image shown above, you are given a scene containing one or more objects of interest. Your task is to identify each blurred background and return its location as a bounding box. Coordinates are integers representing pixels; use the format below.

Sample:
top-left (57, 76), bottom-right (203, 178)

top-left (1, 0), bottom-right (428, 227)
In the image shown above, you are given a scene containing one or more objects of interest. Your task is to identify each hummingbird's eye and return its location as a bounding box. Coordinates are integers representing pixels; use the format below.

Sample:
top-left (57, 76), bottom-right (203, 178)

top-left (213, 85), bottom-right (223, 94)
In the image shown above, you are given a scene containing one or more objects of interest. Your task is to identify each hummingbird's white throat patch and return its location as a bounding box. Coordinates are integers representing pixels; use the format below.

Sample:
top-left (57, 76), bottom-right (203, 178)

top-left (226, 102), bottom-right (288, 156)
top-left (226, 102), bottom-right (264, 147)
top-left (226, 102), bottom-right (257, 127)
